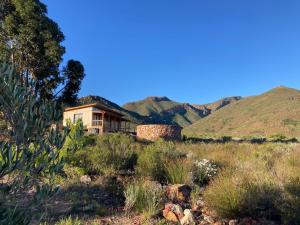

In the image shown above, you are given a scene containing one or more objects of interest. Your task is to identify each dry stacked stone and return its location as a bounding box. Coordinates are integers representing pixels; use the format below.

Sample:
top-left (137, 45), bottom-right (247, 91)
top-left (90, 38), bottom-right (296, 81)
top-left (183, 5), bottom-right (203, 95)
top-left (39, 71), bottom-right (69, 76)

top-left (136, 124), bottom-right (182, 141)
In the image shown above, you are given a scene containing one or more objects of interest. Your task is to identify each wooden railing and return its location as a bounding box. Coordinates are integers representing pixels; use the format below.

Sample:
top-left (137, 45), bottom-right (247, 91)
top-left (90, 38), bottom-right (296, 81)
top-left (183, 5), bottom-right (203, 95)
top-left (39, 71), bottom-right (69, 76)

top-left (92, 120), bottom-right (103, 126)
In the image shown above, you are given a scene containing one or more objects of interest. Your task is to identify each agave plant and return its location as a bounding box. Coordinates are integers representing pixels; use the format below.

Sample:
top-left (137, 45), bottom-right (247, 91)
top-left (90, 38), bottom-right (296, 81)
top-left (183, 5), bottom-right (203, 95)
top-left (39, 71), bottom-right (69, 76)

top-left (0, 62), bottom-right (68, 224)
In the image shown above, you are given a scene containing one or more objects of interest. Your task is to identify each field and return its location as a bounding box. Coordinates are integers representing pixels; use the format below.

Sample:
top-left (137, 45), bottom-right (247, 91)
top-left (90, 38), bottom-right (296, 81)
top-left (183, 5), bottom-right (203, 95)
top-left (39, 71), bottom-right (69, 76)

top-left (14, 130), bottom-right (298, 225)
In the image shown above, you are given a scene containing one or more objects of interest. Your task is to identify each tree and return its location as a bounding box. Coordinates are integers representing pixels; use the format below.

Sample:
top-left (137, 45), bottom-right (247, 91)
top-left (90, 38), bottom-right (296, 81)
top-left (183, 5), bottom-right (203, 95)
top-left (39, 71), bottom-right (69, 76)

top-left (0, 0), bottom-right (85, 104)
top-left (0, 62), bottom-right (68, 224)
top-left (58, 60), bottom-right (85, 106)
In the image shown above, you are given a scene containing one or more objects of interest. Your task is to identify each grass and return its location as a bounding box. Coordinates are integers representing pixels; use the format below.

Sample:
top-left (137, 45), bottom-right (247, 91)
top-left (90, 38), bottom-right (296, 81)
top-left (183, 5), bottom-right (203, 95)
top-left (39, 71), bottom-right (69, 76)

top-left (124, 179), bottom-right (163, 218)
top-left (35, 133), bottom-right (300, 224)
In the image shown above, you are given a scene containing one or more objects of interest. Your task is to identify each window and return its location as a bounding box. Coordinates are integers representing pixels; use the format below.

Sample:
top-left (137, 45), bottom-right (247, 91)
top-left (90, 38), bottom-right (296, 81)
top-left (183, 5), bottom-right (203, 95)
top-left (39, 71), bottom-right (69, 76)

top-left (73, 113), bottom-right (83, 123)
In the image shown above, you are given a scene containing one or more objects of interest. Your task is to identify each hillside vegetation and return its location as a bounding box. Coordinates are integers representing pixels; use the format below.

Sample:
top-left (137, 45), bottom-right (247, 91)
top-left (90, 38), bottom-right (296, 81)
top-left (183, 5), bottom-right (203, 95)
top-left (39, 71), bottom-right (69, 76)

top-left (123, 96), bottom-right (240, 127)
top-left (184, 86), bottom-right (300, 137)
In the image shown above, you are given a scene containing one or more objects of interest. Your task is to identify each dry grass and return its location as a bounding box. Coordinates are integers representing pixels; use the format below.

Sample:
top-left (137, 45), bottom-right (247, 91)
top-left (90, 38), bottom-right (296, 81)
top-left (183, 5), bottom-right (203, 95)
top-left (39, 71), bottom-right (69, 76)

top-left (176, 142), bottom-right (300, 222)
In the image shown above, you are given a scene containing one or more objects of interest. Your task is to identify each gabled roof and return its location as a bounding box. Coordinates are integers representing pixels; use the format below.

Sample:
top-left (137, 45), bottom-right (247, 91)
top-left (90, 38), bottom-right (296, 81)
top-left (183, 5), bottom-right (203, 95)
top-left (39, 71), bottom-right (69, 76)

top-left (64, 103), bottom-right (128, 120)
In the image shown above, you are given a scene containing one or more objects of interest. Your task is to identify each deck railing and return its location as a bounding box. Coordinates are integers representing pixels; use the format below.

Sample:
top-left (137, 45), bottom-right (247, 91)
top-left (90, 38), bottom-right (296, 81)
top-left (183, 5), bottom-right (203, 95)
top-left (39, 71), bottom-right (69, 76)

top-left (92, 120), bottom-right (103, 126)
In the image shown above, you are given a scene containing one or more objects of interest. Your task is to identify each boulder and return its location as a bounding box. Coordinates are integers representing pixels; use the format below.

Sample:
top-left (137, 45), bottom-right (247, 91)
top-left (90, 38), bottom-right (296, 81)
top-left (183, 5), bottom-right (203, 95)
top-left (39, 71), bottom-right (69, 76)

top-left (80, 175), bottom-right (92, 185)
top-left (165, 184), bottom-right (192, 202)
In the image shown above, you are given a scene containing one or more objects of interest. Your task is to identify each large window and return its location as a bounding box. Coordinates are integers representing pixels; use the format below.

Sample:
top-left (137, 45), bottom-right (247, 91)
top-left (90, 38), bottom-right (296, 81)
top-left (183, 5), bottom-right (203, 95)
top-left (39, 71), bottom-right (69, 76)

top-left (73, 113), bottom-right (83, 123)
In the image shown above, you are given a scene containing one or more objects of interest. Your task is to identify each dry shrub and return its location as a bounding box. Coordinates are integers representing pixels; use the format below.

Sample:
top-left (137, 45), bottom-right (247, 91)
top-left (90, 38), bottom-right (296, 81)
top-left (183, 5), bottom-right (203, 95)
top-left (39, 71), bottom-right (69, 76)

top-left (204, 170), bottom-right (281, 219)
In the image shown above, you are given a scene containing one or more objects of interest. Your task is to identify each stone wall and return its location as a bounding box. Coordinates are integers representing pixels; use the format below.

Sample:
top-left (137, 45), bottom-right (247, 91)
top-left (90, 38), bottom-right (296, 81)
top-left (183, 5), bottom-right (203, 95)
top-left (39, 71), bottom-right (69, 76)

top-left (136, 124), bottom-right (182, 141)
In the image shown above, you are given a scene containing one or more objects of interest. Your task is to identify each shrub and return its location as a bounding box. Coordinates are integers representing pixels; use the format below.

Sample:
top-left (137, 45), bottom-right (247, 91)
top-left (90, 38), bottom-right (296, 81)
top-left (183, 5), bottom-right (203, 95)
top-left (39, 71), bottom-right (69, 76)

top-left (65, 133), bottom-right (138, 175)
top-left (193, 159), bottom-right (218, 186)
top-left (280, 177), bottom-right (300, 225)
top-left (136, 140), bottom-right (186, 183)
top-left (124, 180), bottom-right (163, 218)
top-left (204, 171), bottom-right (281, 219)
top-left (164, 159), bottom-right (193, 184)
top-left (269, 134), bottom-right (287, 143)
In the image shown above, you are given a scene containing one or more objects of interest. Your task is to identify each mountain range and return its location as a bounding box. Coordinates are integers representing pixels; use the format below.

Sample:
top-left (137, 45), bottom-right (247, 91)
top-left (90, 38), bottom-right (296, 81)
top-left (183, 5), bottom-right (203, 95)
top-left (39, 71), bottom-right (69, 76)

top-left (78, 86), bottom-right (300, 138)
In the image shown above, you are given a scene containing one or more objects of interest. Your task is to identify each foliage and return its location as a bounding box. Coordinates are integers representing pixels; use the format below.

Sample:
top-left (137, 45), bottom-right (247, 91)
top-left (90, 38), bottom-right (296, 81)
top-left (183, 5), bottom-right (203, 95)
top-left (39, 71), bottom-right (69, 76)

top-left (280, 177), bottom-right (300, 225)
top-left (193, 159), bottom-right (218, 186)
top-left (0, 0), bottom-right (84, 103)
top-left (61, 119), bottom-right (85, 155)
top-left (204, 171), bottom-right (281, 219)
top-left (136, 140), bottom-right (185, 183)
top-left (124, 179), bottom-right (163, 218)
top-left (65, 133), bottom-right (138, 175)
top-left (164, 159), bottom-right (193, 184)
top-left (58, 60), bottom-right (85, 106)
top-left (0, 63), bottom-right (67, 224)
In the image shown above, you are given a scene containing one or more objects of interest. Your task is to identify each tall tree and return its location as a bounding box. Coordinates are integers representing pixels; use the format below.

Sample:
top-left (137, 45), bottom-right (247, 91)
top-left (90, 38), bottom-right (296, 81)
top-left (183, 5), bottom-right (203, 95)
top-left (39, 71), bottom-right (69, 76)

top-left (0, 0), bottom-right (85, 104)
top-left (58, 60), bottom-right (85, 106)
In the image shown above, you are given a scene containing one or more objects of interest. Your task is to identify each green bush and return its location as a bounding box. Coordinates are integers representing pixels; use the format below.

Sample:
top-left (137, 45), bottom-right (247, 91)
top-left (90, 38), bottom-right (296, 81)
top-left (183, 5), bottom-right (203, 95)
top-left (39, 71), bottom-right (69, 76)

top-left (65, 133), bottom-right (138, 175)
top-left (164, 159), bottom-right (193, 184)
top-left (193, 159), bottom-right (218, 186)
top-left (136, 140), bottom-right (186, 183)
top-left (124, 179), bottom-right (163, 218)
top-left (204, 172), bottom-right (281, 219)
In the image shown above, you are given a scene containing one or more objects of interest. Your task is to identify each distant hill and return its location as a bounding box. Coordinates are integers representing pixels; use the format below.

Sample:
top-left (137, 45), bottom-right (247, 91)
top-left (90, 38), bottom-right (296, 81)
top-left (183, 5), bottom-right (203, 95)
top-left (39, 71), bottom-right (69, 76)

top-left (123, 96), bottom-right (240, 127)
top-left (183, 86), bottom-right (300, 137)
top-left (193, 96), bottom-right (242, 114)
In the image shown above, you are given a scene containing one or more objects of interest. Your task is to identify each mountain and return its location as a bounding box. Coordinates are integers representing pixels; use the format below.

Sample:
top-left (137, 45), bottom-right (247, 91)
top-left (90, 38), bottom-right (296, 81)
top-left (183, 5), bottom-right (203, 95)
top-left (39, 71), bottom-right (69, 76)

top-left (193, 96), bottom-right (242, 114)
top-left (123, 96), bottom-right (241, 127)
top-left (183, 86), bottom-right (300, 137)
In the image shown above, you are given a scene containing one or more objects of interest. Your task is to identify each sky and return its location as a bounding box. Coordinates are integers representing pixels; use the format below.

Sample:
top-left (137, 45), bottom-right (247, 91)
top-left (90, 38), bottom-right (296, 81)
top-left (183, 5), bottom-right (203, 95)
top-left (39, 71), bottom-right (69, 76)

top-left (43, 0), bottom-right (300, 105)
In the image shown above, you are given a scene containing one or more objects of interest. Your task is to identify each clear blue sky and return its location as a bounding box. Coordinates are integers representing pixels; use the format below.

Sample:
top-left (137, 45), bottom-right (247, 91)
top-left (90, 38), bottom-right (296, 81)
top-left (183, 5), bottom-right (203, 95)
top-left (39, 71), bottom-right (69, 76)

top-left (43, 0), bottom-right (300, 105)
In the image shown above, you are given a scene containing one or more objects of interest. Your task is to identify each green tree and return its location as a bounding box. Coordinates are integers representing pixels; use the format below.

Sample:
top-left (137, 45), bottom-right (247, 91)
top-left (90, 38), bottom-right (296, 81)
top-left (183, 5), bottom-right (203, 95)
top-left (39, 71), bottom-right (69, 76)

top-left (0, 0), bottom-right (85, 104)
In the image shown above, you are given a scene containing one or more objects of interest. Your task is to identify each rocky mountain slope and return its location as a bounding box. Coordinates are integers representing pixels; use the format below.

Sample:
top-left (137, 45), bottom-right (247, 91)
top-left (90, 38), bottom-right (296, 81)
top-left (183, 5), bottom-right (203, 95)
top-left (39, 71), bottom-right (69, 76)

top-left (123, 96), bottom-right (241, 127)
top-left (183, 86), bottom-right (300, 137)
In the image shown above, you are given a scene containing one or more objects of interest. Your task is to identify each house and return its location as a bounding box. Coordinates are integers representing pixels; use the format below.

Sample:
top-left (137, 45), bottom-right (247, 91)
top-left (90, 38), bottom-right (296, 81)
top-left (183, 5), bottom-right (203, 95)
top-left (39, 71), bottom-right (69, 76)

top-left (63, 103), bottom-right (132, 134)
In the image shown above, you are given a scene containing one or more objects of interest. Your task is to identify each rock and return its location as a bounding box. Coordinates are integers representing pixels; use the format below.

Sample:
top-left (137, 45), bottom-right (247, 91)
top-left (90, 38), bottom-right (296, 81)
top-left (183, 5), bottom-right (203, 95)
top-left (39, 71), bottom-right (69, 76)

top-left (80, 175), bottom-right (92, 184)
top-left (165, 184), bottom-right (192, 202)
top-left (203, 215), bottom-right (215, 223)
top-left (229, 219), bottom-right (239, 225)
top-left (180, 209), bottom-right (196, 225)
top-left (163, 203), bottom-right (184, 222)
top-left (164, 211), bottom-right (179, 223)
top-left (192, 199), bottom-right (205, 211)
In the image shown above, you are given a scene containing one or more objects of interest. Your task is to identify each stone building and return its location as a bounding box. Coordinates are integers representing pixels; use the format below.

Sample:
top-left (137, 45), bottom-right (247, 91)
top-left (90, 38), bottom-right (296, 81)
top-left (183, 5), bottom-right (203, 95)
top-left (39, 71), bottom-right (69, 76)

top-left (136, 124), bottom-right (182, 141)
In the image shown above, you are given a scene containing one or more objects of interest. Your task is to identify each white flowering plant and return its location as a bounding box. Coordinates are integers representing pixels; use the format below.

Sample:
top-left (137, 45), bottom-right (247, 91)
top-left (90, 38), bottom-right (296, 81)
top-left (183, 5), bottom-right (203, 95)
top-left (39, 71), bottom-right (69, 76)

top-left (193, 159), bottom-right (218, 186)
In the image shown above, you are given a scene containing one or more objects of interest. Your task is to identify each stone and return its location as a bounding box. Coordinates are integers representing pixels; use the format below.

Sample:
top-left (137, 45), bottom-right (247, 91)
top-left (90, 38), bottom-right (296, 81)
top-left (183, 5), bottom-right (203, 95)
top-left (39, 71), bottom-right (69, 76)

top-left (165, 184), bottom-right (192, 202)
top-left (192, 199), bottom-right (205, 211)
top-left (180, 209), bottom-right (196, 225)
top-left (203, 215), bottom-right (215, 223)
top-left (163, 203), bottom-right (184, 222)
top-left (229, 219), bottom-right (239, 225)
top-left (164, 211), bottom-right (179, 223)
top-left (80, 175), bottom-right (92, 184)
top-left (136, 124), bottom-right (182, 141)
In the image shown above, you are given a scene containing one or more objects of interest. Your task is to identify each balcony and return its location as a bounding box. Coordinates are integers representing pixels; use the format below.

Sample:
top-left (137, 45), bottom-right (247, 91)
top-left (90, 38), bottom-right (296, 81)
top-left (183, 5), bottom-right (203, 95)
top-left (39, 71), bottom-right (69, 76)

top-left (92, 120), bottom-right (103, 126)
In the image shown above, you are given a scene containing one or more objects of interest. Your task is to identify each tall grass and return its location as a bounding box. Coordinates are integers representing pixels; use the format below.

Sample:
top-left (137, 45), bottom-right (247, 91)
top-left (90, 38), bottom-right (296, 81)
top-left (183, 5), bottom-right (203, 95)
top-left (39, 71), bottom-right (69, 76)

top-left (124, 179), bottom-right (163, 218)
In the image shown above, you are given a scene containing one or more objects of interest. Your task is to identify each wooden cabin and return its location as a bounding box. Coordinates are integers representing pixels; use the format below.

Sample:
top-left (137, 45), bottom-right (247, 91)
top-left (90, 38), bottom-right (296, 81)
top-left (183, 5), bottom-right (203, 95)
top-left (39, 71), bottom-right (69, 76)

top-left (63, 103), bottom-right (132, 134)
